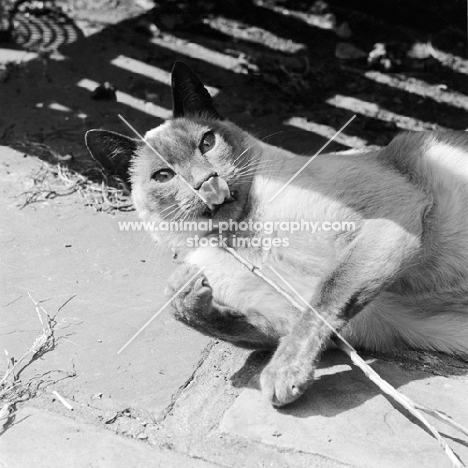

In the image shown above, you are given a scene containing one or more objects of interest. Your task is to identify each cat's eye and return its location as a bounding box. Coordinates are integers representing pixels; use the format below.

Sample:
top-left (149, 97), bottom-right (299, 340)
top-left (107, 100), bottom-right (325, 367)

top-left (199, 131), bottom-right (216, 154)
top-left (152, 168), bottom-right (175, 183)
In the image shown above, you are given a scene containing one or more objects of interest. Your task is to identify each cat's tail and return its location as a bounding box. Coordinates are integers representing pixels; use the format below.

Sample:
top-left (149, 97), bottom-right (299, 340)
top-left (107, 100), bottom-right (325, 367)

top-left (343, 291), bottom-right (468, 356)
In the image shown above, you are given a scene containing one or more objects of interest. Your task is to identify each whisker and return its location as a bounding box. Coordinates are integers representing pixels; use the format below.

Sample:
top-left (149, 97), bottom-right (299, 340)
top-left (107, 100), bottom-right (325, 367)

top-left (162, 205), bottom-right (180, 216)
top-left (172, 205), bottom-right (192, 223)
top-left (237, 174), bottom-right (271, 181)
top-left (236, 168), bottom-right (277, 177)
top-left (236, 166), bottom-right (275, 176)
top-left (181, 211), bottom-right (192, 223)
top-left (260, 130), bottom-right (290, 142)
top-left (232, 145), bottom-right (254, 164)
top-left (171, 212), bottom-right (185, 223)
top-left (232, 130), bottom-right (291, 165)
top-left (161, 207), bottom-right (181, 221)
top-left (236, 162), bottom-right (273, 172)
top-left (159, 203), bottom-right (178, 215)
top-left (236, 169), bottom-right (260, 177)
top-left (235, 161), bottom-right (256, 172)
top-left (236, 159), bottom-right (271, 169)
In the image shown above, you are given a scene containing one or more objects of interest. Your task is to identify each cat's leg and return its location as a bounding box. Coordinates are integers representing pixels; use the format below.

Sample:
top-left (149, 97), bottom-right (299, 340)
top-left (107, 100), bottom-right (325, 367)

top-left (343, 291), bottom-right (468, 355)
top-left (167, 264), bottom-right (294, 349)
top-left (260, 218), bottom-right (424, 407)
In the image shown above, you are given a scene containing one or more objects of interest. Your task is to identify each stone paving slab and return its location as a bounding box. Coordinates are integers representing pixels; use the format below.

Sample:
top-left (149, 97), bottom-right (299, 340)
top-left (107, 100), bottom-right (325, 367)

top-left (220, 351), bottom-right (468, 468)
top-left (3, 144), bottom-right (468, 468)
top-left (0, 146), bottom-right (210, 416)
top-left (0, 406), bottom-right (221, 468)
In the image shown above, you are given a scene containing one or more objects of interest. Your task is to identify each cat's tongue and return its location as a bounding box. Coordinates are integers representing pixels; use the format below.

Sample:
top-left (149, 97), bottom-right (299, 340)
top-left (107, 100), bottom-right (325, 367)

top-left (199, 176), bottom-right (231, 208)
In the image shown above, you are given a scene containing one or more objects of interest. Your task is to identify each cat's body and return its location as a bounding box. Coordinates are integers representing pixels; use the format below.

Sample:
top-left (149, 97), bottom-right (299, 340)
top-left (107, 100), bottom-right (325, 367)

top-left (86, 62), bottom-right (468, 407)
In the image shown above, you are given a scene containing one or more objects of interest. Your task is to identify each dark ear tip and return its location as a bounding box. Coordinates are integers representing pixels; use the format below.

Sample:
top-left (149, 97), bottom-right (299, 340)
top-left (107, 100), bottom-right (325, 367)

top-left (171, 61), bottom-right (197, 87)
top-left (171, 61), bottom-right (191, 74)
top-left (171, 61), bottom-right (223, 120)
top-left (85, 129), bottom-right (100, 146)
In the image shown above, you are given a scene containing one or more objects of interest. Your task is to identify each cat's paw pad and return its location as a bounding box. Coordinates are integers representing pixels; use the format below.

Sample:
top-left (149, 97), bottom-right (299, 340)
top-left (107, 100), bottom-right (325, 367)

top-left (167, 265), bottom-right (213, 323)
top-left (260, 356), bottom-right (313, 407)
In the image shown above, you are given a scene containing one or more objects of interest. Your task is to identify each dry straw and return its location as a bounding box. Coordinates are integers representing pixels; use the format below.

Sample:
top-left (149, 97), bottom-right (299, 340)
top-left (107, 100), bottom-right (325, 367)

top-left (0, 293), bottom-right (76, 432)
top-left (0, 293), bottom-right (55, 390)
top-left (15, 141), bottom-right (133, 212)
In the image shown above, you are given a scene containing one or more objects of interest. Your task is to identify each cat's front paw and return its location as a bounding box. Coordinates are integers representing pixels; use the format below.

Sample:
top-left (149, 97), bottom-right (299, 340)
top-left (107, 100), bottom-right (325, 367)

top-left (260, 347), bottom-right (315, 407)
top-left (167, 264), bottom-right (213, 325)
top-left (167, 264), bottom-right (244, 337)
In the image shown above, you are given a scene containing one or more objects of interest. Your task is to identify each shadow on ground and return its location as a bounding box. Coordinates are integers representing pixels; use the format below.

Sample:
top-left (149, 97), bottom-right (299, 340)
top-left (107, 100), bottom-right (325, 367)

top-left (0, 0), bottom-right (467, 179)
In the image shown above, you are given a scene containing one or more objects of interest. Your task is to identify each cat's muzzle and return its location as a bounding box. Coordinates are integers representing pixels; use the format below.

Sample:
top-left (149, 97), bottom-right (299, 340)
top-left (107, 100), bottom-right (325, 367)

top-left (199, 176), bottom-right (235, 217)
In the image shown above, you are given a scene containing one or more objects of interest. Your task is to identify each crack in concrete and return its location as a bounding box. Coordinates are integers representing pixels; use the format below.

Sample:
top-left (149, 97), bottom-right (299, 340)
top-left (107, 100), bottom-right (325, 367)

top-left (156, 340), bottom-right (216, 425)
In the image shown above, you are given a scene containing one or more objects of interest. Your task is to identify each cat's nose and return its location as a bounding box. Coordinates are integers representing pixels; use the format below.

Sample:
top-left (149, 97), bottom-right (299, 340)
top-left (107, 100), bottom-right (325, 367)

top-left (194, 172), bottom-right (218, 190)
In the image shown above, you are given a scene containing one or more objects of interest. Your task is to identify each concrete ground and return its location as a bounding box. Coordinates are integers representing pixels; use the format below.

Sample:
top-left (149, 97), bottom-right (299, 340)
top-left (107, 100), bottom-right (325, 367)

top-left (1, 1), bottom-right (468, 465)
top-left (1, 147), bottom-right (468, 468)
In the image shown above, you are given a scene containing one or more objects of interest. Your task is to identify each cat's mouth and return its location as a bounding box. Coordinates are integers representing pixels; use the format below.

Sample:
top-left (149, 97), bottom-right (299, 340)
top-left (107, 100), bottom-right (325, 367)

top-left (203, 190), bottom-right (237, 217)
top-left (198, 176), bottom-right (236, 218)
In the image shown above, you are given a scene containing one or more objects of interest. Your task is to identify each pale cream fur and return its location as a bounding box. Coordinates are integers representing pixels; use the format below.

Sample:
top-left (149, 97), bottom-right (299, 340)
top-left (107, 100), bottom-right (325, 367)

top-left (132, 126), bottom-right (468, 356)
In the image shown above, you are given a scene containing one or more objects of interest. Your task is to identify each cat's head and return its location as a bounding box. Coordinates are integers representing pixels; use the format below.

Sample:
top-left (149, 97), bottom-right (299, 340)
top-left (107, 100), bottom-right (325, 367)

top-left (85, 62), bottom-right (260, 249)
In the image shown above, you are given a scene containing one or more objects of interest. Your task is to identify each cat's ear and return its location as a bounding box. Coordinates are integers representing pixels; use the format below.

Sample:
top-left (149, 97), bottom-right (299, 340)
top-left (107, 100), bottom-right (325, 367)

top-left (171, 61), bottom-right (223, 120)
top-left (85, 129), bottom-right (138, 186)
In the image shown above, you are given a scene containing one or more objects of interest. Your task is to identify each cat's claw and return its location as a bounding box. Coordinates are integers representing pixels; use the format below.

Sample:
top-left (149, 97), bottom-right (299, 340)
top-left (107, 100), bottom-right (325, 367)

top-left (260, 351), bottom-right (314, 407)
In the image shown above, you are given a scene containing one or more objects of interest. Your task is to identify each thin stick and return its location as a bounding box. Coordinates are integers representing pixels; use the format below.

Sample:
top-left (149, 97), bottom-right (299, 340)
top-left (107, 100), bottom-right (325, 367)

top-left (335, 340), bottom-right (465, 468)
top-left (413, 404), bottom-right (468, 438)
top-left (0, 293), bottom-right (54, 388)
top-left (222, 246), bottom-right (466, 468)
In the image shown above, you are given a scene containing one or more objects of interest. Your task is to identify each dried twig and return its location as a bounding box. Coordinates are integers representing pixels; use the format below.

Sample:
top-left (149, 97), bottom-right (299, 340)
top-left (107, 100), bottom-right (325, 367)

top-left (334, 340), bottom-right (466, 468)
top-left (0, 293), bottom-right (54, 388)
top-left (0, 293), bottom-right (76, 407)
top-left (412, 404), bottom-right (468, 438)
top-left (223, 246), bottom-right (467, 468)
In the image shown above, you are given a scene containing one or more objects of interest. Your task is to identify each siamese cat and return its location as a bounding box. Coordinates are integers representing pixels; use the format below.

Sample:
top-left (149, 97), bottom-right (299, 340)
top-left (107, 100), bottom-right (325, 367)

top-left (86, 61), bottom-right (468, 407)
